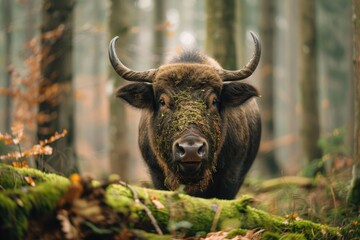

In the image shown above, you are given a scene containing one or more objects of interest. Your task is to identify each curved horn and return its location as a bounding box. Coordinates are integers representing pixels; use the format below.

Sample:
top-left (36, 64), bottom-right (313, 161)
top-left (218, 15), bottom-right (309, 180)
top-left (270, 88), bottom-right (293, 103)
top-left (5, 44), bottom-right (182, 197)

top-left (109, 36), bottom-right (157, 83)
top-left (218, 32), bottom-right (261, 81)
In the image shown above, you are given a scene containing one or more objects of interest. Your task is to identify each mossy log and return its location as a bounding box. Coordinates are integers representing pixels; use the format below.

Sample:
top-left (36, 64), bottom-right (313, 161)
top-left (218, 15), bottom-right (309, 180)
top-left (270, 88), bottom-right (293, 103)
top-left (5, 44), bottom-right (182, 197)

top-left (0, 164), bottom-right (358, 239)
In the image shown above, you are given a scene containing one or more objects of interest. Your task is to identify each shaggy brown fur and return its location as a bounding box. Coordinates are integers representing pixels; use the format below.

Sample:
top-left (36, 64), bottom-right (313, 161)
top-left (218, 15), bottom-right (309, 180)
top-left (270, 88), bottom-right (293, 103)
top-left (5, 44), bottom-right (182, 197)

top-left (116, 51), bottom-right (261, 199)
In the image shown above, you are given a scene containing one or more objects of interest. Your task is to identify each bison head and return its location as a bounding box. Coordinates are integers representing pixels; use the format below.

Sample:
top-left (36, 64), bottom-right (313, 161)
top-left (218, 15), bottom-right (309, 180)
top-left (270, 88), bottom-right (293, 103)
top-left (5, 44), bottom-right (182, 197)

top-left (109, 33), bottom-right (261, 193)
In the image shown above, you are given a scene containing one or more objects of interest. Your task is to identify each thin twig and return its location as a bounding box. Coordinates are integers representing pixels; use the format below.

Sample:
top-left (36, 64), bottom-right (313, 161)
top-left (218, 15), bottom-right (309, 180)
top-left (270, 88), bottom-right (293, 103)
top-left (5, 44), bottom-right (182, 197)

top-left (210, 204), bottom-right (223, 232)
top-left (328, 179), bottom-right (337, 209)
top-left (118, 181), bottom-right (163, 235)
top-left (16, 143), bottom-right (24, 163)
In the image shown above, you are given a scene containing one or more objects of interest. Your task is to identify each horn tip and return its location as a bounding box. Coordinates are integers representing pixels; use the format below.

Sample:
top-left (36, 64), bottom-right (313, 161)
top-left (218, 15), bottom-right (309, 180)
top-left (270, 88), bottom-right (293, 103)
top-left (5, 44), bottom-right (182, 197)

top-left (249, 31), bottom-right (261, 56)
top-left (110, 36), bottom-right (120, 45)
top-left (249, 31), bottom-right (258, 41)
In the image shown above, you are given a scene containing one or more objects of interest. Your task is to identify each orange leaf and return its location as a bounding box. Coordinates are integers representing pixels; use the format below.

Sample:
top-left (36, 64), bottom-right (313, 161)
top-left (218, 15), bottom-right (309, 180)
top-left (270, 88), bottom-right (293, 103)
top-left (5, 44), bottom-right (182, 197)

top-left (12, 160), bottom-right (29, 168)
top-left (24, 176), bottom-right (36, 186)
top-left (70, 173), bottom-right (81, 185)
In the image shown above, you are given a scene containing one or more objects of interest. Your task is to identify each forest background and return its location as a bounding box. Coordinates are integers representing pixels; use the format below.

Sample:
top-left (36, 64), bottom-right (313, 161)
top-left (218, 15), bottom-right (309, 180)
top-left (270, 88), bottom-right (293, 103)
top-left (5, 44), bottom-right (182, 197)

top-left (0, 0), bottom-right (357, 214)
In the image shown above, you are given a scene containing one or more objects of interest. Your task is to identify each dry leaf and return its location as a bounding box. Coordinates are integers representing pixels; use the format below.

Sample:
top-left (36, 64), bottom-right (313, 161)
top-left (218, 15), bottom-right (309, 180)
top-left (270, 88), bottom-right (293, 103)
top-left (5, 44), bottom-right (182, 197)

top-left (12, 160), bottom-right (29, 168)
top-left (57, 210), bottom-right (78, 239)
top-left (39, 129), bottom-right (67, 146)
top-left (151, 199), bottom-right (165, 210)
top-left (150, 195), bottom-right (165, 209)
top-left (24, 176), bottom-right (36, 186)
top-left (201, 231), bottom-right (228, 240)
top-left (11, 123), bottom-right (24, 144)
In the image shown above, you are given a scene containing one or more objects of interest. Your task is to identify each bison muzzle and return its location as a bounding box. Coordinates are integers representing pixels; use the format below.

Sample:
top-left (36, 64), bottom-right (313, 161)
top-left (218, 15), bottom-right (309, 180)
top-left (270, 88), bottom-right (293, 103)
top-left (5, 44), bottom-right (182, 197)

top-left (109, 32), bottom-right (262, 199)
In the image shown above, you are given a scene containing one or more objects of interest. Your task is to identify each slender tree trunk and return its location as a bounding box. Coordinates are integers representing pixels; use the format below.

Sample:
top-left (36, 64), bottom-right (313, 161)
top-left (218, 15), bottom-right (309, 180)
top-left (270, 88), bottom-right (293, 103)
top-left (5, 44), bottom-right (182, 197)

top-left (299, 0), bottom-right (323, 172)
top-left (259, 0), bottom-right (279, 176)
top-left (347, 0), bottom-right (360, 209)
top-left (108, 0), bottom-right (135, 180)
top-left (3, 0), bottom-right (12, 131)
top-left (38, 0), bottom-right (77, 175)
top-left (205, 0), bottom-right (237, 69)
top-left (153, 0), bottom-right (165, 67)
top-left (25, 0), bottom-right (36, 41)
top-left (235, 0), bottom-right (245, 66)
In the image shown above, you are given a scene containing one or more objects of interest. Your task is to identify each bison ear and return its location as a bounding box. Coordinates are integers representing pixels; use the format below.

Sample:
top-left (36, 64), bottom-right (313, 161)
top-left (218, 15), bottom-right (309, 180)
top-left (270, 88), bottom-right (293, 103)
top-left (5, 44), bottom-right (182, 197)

top-left (116, 83), bottom-right (153, 109)
top-left (221, 82), bottom-right (259, 107)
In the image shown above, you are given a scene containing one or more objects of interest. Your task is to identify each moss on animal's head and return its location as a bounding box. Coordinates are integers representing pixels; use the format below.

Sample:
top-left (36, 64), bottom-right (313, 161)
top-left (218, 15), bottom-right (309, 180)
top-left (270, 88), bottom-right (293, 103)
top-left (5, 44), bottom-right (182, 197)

top-left (152, 87), bottom-right (222, 192)
top-left (149, 63), bottom-right (224, 192)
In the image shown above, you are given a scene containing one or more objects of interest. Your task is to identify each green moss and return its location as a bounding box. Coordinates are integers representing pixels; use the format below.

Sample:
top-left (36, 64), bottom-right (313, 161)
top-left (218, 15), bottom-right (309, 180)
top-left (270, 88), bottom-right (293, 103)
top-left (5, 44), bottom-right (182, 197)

top-left (0, 193), bottom-right (27, 239)
top-left (0, 165), bottom-right (357, 239)
top-left (280, 233), bottom-right (306, 240)
top-left (156, 89), bottom-right (221, 153)
top-left (0, 165), bottom-right (28, 189)
top-left (105, 184), bottom-right (350, 238)
top-left (0, 164), bottom-right (70, 239)
top-left (154, 89), bottom-right (222, 191)
top-left (0, 164), bottom-right (69, 190)
top-left (262, 232), bottom-right (281, 240)
top-left (226, 228), bottom-right (248, 238)
top-left (131, 229), bottom-right (172, 240)
top-left (107, 184), bottom-right (171, 231)
top-left (156, 89), bottom-right (210, 152)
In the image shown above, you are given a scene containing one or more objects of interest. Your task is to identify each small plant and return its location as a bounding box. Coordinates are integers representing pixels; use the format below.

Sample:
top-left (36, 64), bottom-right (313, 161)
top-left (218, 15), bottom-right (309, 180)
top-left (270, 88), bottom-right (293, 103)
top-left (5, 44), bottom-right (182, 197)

top-left (0, 26), bottom-right (71, 172)
top-left (0, 122), bottom-right (67, 171)
top-left (302, 127), bottom-right (351, 177)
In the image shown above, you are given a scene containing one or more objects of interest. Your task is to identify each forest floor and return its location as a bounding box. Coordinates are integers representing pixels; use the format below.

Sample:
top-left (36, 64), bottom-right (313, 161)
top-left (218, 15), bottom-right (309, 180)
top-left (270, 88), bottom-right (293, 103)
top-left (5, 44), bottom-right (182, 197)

top-left (238, 158), bottom-right (358, 231)
top-left (0, 160), bottom-right (359, 240)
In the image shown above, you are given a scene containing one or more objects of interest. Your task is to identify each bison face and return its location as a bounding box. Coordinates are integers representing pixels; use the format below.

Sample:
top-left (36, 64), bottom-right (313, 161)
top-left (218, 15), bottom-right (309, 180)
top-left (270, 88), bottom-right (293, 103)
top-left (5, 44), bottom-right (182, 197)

top-left (150, 65), bottom-right (223, 191)
top-left (116, 64), bottom-right (259, 192)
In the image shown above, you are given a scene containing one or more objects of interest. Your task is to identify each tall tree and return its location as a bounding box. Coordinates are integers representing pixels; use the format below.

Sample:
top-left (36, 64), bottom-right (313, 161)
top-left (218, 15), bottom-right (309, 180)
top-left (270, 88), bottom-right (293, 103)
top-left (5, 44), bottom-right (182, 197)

top-left (347, 0), bottom-right (360, 209)
top-left (235, 0), bottom-right (245, 64)
top-left (2, 0), bottom-right (12, 131)
top-left (108, 0), bottom-right (135, 180)
top-left (24, 0), bottom-right (37, 41)
top-left (38, 0), bottom-right (77, 174)
top-left (153, 0), bottom-right (165, 67)
top-left (299, 0), bottom-right (323, 173)
top-left (317, 0), bottom-right (353, 135)
top-left (205, 0), bottom-right (237, 69)
top-left (259, 0), bottom-right (279, 176)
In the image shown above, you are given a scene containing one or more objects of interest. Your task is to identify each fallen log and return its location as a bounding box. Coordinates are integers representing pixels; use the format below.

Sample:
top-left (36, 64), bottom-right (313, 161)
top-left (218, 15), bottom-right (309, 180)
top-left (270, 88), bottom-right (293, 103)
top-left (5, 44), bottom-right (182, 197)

top-left (0, 164), bottom-right (358, 239)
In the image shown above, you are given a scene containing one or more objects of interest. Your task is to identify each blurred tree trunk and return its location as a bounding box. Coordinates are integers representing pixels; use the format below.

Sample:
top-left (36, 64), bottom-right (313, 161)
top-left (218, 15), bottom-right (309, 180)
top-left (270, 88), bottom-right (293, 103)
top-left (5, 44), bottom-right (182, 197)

top-left (259, 0), bottom-right (280, 177)
top-left (153, 0), bottom-right (165, 66)
top-left (3, 0), bottom-right (12, 131)
top-left (347, 0), bottom-right (360, 210)
top-left (91, 0), bottom-right (104, 151)
top-left (25, 0), bottom-right (36, 41)
top-left (205, 0), bottom-right (237, 69)
top-left (91, 1), bottom-right (102, 78)
top-left (235, 0), bottom-right (245, 64)
top-left (317, 1), bottom-right (353, 139)
top-left (108, 0), bottom-right (135, 180)
top-left (298, 0), bottom-right (323, 173)
top-left (38, 0), bottom-right (77, 175)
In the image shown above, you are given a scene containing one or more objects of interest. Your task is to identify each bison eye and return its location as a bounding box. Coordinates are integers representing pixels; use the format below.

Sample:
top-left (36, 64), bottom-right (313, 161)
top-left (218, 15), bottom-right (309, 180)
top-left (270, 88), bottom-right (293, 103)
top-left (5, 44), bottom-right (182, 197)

top-left (159, 98), bottom-right (166, 106)
top-left (212, 98), bottom-right (219, 106)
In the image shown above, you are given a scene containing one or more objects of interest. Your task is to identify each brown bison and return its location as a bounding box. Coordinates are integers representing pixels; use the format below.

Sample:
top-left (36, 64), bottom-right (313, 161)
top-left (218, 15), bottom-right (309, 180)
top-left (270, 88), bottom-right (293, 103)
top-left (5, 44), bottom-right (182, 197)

top-left (109, 32), bottom-right (261, 199)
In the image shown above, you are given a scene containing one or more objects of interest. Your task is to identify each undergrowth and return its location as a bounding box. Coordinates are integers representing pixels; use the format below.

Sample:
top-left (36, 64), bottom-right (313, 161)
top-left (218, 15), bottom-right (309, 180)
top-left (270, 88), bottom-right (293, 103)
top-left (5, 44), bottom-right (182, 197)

top-left (241, 127), bottom-right (358, 230)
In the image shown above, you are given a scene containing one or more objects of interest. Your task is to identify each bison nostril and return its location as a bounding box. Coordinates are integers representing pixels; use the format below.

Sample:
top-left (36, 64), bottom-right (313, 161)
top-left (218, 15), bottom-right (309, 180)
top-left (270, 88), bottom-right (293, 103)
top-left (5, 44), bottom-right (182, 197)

top-left (173, 135), bottom-right (209, 162)
top-left (176, 143), bottom-right (186, 157)
top-left (198, 144), bottom-right (205, 157)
